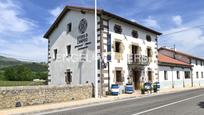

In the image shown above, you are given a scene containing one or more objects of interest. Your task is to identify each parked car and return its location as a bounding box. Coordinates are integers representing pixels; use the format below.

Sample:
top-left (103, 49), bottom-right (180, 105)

top-left (141, 82), bottom-right (152, 94)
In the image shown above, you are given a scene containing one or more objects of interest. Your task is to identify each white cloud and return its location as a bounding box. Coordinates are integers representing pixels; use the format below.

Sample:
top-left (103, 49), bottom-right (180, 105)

top-left (0, 0), bottom-right (35, 33)
top-left (50, 6), bottom-right (62, 18)
top-left (142, 16), bottom-right (160, 29)
top-left (161, 18), bottom-right (204, 58)
top-left (0, 35), bottom-right (47, 62)
top-left (172, 15), bottom-right (182, 26)
top-left (0, 0), bottom-right (47, 62)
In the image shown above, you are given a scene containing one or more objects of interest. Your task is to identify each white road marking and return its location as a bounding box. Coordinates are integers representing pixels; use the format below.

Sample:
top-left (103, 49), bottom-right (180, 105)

top-left (132, 93), bottom-right (204, 115)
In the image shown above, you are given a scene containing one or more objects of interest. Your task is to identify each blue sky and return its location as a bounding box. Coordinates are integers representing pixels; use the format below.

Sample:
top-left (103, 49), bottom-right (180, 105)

top-left (0, 0), bottom-right (204, 62)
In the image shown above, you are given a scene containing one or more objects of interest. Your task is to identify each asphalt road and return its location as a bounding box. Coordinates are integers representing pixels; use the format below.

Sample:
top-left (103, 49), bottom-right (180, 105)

top-left (40, 88), bottom-right (204, 115)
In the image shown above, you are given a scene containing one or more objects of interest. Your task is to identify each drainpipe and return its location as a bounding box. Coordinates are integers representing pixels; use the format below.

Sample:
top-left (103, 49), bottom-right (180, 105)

top-left (191, 68), bottom-right (193, 87)
top-left (156, 35), bottom-right (159, 83)
top-left (171, 67), bottom-right (174, 88)
top-left (182, 68), bottom-right (185, 88)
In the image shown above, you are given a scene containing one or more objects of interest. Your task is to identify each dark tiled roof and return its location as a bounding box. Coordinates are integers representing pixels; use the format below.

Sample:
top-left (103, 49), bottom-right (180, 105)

top-left (44, 5), bottom-right (162, 38)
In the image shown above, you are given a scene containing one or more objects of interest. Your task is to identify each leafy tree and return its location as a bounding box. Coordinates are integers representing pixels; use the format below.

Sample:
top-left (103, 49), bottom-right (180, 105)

top-left (33, 72), bottom-right (48, 80)
top-left (4, 65), bottom-right (33, 81)
top-left (16, 65), bottom-right (33, 81)
top-left (4, 68), bottom-right (17, 81)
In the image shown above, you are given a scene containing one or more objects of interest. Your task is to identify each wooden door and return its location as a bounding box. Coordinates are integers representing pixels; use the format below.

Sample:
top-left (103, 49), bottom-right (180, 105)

top-left (133, 71), bottom-right (141, 90)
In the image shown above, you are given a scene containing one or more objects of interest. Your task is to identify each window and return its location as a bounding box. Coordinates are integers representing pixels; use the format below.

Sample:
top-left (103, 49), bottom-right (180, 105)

top-left (147, 48), bottom-right (152, 57)
top-left (67, 23), bottom-right (72, 33)
top-left (196, 72), bottom-right (199, 79)
top-left (97, 59), bottom-right (100, 70)
top-left (164, 71), bottom-right (168, 80)
top-left (177, 71), bottom-right (180, 79)
top-left (114, 24), bottom-right (122, 34)
top-left (148, 71), bottom-right (153, 82)
top-left (66, 45), bottom-right (71, 56)
top-left (132, 45), bottom-right (139, 54)
top-left (53, 49), bottom-right (57, 60)
top-left (196, 60), bottom-right (198, 65)
top-left (185, 71), bottom-right (190, 79)
top-left (201, 72), bottom-right (204, 78)
top-left (65, 69), bottom-right (72, 84)
top-left (116, 70), bottom-right (122, 82)
top-left (115, 41), bottom-right (121, 53)
top-left (132, 30), bottom-right (138, 38)
top-left (146, 35), bottom-right (151, 42)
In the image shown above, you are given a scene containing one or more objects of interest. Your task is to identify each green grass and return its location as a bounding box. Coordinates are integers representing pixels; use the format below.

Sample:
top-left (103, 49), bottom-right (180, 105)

top-left (0, 81), bottom-right (45, 87)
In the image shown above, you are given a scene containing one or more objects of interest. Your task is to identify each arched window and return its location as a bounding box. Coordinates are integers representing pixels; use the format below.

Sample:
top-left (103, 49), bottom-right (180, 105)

top-left (114, 24), bottom-right (122, 34)
top-left (132, 30), bottom-right (138, 38)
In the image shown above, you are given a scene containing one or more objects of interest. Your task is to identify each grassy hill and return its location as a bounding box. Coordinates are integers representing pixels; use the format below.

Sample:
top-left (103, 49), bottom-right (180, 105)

top-left (0, 56), bottom-right (47, 72)
top-left (0, 56), bottom-right (22, 69)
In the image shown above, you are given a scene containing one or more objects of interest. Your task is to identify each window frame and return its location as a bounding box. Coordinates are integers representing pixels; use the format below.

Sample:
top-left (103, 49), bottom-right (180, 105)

top-left (66, 45), bottom-right (71, 57)
top-left (115, 41), bottom-right (121, 53)
top-left (65, 69), bottom-right (72, 84)
top-left (114, 24), bottom-right (122, 34)
top-left (164, 71), bottom-right (168, 80)
top-left (132, 30), bottom-right (138, 38)
top-left (53, 49), bottom-right (57, 60)
top-left (196, 72), bottom-right (199, 79)
top-left (184, 71), bottom-right (190, 79)
top-left (147, 48), bottom-right (152, 57)
top-left (146, 35), bottom-right (151, 42)
top-left (67, 23), bottom-right (72, 33)
top-left (177, 71), bottom-right (180, 79)
top-left (116, 70), bottom-right (122, 82)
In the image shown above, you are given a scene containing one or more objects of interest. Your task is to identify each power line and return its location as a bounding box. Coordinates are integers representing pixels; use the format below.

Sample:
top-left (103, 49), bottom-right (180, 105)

top-left (161, 24), bottom-right (204, 37)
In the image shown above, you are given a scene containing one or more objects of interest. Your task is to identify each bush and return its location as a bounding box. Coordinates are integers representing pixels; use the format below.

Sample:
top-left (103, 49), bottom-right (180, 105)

top-left (33, 72), bottom-right (48, 80)
top-left (4, 65), bottom-right (33, 81)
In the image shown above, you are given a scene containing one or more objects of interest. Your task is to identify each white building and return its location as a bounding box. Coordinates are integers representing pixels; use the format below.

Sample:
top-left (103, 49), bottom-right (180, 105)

top-left (158, 53), bottom-right (192, 89)
top-left (43, 6), bottom-right (161, 95)
top-left (159, 47), bottom-right (204, 88)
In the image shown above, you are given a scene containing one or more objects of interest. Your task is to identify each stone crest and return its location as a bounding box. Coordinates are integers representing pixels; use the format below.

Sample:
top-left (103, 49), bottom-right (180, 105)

top-left (78, 18), bottom-right (88, 34)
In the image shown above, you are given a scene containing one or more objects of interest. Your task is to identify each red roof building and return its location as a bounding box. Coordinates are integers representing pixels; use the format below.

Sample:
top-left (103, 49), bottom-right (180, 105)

top-left (158, 53), bottom-right (192, 68)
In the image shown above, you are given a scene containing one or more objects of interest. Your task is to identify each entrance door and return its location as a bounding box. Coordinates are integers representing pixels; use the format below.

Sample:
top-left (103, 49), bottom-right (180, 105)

top-left (133, 70), bottom-right (141, 90)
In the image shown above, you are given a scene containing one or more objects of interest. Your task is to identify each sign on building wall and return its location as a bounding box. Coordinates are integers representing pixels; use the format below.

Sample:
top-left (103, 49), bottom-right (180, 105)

top-left (107, 34), bottom-right (111, 62)
top-left (75, 18), bottom-right (91, 50)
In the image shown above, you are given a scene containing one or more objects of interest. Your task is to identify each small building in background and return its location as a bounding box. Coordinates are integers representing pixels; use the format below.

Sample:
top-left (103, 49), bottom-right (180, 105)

top-left (158, 53), bottom-right (192, 89)
top-left (159, 47), bottom-right (204, 88)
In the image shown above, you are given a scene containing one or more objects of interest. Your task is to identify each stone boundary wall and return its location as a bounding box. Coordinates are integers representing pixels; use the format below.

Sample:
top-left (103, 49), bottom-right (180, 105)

top-left (0, 85), bottom-right (93, 109)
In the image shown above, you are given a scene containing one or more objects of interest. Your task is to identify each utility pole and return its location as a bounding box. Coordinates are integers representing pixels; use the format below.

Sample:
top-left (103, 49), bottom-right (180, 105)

top-left (94, 0), bottom-right (98, 98)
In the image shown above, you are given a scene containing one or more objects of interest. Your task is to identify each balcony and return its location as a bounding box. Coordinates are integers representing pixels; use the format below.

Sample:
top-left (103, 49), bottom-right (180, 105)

top-left (128, 54), bottom-right (149, 66)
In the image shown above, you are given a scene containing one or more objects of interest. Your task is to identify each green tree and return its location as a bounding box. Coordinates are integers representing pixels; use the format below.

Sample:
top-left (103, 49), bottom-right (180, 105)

top-left (4, 68), bottom-right (17, 81)
top-left (4, 65), bottom-right (33, 81)
top-left (16, 65), bottom-right (33, 81)
top-left (34, 72), bottom-right (48, 80)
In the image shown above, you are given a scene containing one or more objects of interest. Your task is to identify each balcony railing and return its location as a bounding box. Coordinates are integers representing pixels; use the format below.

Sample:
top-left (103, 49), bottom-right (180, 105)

top-left (128, 54), bottom-right (149, 66)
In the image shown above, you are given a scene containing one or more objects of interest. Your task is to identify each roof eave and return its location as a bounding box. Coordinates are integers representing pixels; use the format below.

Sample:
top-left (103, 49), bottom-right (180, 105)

top-left (44, 5), bottom-right (162, 39)
top-left (159, 62), bottom-right (192, 68)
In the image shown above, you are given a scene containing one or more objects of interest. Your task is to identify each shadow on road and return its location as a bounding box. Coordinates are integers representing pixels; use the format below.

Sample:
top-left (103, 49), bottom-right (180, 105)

top-left (198, 102), bottom-right (204, 108)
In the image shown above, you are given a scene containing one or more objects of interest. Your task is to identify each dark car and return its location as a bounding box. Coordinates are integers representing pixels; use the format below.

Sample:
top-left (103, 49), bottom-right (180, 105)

top-left (143, 82), bottom-right (152, 91)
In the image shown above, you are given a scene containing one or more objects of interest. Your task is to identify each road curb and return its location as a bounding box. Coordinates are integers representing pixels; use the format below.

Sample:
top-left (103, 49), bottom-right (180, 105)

top-left (11, 87), bottom-right (203, 115)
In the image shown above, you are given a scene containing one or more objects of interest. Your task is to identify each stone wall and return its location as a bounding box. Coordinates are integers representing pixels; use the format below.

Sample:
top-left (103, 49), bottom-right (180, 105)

top-left (0, 85), bottom-right (93, 109)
